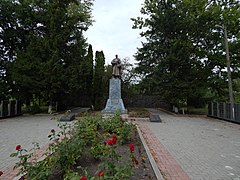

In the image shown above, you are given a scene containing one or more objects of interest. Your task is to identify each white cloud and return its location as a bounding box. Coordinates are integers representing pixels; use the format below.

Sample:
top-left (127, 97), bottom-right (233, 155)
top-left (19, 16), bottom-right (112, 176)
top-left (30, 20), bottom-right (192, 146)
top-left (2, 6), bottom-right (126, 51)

top-left (85, 0), bottom-right (145, 65)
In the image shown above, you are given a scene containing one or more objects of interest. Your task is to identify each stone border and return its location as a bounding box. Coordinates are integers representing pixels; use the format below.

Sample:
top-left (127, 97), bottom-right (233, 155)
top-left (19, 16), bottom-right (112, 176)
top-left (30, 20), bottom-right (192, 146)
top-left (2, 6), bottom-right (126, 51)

top-left (138, 124), bottom-right (190, 180)
top-left (137, 126), bottom-right (164, 180)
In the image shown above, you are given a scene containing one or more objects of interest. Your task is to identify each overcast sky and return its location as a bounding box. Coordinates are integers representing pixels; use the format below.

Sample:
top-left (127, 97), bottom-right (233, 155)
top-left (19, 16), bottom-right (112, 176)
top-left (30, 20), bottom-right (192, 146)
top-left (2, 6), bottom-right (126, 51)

top-left (84, 0), bottom-right (145, 65)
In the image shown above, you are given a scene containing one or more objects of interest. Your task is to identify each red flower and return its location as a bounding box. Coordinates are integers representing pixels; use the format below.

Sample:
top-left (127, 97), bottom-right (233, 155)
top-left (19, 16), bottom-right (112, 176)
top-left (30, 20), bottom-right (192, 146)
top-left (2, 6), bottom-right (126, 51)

top-left (16, 145), bottom-right (21, 150)
top-left (98, 170), bottom-right (104, 177)
top-left (104, 141), bottom-right (107, 145)
top-left (129, 144), bottom-right (134, 152)
top-left (133, 157), bottom-right (139, 165)
top-left (0, 171), bottom-right (3, 176)
top-left (112, 138), bottom-right (117, 145)
top-left (80, 177), bottom-right (87, 180)
top-left (112, 135), bottom-right (117, 144)
top-left (107, 139), bottom-right (113, 145)
top-left (112, 135), bottom-right (117, 140)
top-left (120, 116), bottom-right (124, 122)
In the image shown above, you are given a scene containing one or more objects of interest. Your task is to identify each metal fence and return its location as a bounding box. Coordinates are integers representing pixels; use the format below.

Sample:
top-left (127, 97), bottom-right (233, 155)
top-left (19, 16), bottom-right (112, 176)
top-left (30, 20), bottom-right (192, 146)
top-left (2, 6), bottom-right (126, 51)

top-left (0, 100), bottom-right (22, 118)
top-left (208, 102), bottom-right (240, 123)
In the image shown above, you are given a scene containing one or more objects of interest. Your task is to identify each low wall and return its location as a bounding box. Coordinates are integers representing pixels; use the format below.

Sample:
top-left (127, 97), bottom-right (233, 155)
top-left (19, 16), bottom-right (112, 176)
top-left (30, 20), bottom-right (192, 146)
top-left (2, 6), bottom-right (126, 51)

top-left (68, 94), bottom-right (171, 110)
top-left (123, 95), bottom-right (171, 110)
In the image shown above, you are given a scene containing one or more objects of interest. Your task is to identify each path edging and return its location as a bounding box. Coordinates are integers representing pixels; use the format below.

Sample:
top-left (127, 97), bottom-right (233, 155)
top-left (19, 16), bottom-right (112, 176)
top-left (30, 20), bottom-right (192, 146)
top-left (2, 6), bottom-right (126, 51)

top-left (137, 126), bottom-right (164, 180)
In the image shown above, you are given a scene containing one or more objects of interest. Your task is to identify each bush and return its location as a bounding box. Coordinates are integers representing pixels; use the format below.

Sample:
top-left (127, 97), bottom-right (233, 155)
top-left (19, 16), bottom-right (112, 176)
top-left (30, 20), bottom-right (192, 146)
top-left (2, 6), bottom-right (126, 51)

top-left (11, 113), bottom-right (138, 179)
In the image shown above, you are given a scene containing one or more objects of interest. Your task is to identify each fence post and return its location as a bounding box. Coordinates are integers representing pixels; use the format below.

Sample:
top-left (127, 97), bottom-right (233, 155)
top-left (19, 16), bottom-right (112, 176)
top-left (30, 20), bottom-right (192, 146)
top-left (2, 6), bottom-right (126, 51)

top-left (17, 100), bottom-right (22, 115)
top-left (223, 103), bottom-right (226, 120)
top-left (211, 102), bottom-right (213, 116)
top-left (208, 102), bottom-right (213, 116)
top-left (213, 102), bottom-right (216, 117)
top-left (8, 101), bottom-right (11, 116)
top-left (217, 102), bottom-right (220, 117)
top-left (0, 101), bottom-right (2, 117)
top-left (237, 104), bottom-right (240, 123)
top-left (234, 104), bottom-right (238, 122)
top-left (15, 100), bottom-right (18, 115)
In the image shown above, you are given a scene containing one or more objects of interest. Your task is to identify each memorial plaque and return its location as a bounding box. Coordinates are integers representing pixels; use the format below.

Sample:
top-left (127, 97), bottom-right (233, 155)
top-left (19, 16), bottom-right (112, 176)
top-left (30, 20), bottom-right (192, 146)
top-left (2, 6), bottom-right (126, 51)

top-left (111, 99), bottom-right (119, 105)
top-left (150, 113), bottom-right (162, 122)
top-left (60, 113), bottom-right (75, 121)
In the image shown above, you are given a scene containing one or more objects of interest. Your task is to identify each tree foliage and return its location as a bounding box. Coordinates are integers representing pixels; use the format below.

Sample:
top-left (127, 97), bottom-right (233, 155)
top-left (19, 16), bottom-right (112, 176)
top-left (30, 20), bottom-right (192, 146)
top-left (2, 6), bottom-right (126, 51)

top-left (84, 44), bottom-right (94, 102)
top-left (0, 0), bottom-right (94, 109)
top-left (93, 51), bottom-right (105, 110)
top-left (132, 0), bottom-right (240, 107)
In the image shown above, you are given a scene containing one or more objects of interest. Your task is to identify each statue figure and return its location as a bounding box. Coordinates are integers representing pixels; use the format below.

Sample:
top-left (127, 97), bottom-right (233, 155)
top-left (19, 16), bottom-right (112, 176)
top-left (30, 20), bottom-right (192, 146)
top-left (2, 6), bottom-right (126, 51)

top-left (111, 55), bottom-right (121, 78)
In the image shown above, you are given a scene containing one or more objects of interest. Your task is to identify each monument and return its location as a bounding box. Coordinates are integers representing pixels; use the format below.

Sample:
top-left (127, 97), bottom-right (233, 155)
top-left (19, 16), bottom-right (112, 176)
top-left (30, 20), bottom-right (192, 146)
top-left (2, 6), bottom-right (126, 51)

top-left (102, 55), bottom-right (128, 114)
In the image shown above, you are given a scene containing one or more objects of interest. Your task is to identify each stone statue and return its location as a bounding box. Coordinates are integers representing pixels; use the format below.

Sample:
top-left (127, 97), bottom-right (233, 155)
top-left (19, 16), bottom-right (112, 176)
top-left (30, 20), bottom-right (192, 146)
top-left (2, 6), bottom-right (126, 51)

top-left (111, 55), bottom-right (121, 78)
top-left (102, 54), bottom-right (127, 114)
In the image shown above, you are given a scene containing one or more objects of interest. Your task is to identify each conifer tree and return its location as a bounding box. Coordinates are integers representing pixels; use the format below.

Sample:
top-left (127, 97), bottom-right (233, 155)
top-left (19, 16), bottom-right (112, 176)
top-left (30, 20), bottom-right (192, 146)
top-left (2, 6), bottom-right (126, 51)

top-left (93, 51), bottom-right (105, 110)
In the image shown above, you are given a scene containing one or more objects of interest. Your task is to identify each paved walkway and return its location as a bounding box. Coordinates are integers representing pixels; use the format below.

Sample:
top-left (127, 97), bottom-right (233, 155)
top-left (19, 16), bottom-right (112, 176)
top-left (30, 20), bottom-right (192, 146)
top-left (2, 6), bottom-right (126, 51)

top-left (138, 109), bottom-right (240, 180)
top-left (0, 114), bottom-right (60, 173)
top-left (1, 108), bottom-right (240, 180)
top-left (0, 108), bottom-right (88, 179)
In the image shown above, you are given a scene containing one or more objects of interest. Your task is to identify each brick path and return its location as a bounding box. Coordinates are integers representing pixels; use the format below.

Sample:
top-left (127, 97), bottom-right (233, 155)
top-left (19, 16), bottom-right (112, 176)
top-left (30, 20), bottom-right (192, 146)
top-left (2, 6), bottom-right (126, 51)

top-left (138, 109), bottom-right (240, 180)
top-left (138, 124), bottom-right (190, 180)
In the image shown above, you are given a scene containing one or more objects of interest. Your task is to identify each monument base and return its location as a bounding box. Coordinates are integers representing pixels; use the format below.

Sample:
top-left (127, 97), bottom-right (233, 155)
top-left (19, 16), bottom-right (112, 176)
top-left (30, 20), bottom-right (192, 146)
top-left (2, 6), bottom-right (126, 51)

top-left (102, 98), bottom-right (128, 114)
top-left (102, 78), bottom-right (127, 114)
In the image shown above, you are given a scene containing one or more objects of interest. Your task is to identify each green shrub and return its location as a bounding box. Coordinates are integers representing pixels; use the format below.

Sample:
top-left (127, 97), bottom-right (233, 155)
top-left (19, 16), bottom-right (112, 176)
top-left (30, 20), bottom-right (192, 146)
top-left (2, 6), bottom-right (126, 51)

top-left (11, 113), bottom-right (137, 179)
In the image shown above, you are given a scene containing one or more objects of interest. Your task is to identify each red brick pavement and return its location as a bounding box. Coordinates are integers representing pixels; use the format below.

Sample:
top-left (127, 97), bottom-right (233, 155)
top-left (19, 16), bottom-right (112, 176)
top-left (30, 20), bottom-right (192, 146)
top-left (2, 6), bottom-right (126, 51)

top-left (138, 123), bottom-right (190, 180)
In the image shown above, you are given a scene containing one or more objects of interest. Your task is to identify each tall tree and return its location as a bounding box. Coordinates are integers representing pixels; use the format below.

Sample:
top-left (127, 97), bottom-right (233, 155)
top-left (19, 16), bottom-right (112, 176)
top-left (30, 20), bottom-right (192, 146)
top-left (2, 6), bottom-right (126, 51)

top-left (93, 51), bottom-right (105, 110)
top-left (84, 44), bottom-right (94, 102)
top-left (202, 0), bottom-right (240, 103)
top-left (0, 0), bottom-right (20, 100)
top-left (40, 0), bottom-right (93, 112)
top-left (1, 0), bottom-right (94, 111)
top-left (132, 0), bottom-right (240, 107)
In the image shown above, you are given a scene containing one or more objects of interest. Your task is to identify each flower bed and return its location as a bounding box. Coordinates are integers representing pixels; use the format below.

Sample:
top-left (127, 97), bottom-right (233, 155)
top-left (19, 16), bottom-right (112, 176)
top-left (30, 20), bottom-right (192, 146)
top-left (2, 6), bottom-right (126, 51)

top-left (8, 114), bottom-right (156, 180)
top-left (128, 108), bottom-right (150, 118)
top-left (76, 111), bottom-right (101, 117)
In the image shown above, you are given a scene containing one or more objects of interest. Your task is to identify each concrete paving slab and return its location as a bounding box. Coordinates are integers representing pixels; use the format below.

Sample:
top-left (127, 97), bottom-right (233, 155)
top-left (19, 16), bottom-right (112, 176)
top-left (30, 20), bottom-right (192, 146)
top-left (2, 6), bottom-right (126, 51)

top-left (141, 108), bottom-right (240, 180)
top-left (2, 107), bottom-right (240, 180)
top-left (0, 114), bottom-right (60, 172)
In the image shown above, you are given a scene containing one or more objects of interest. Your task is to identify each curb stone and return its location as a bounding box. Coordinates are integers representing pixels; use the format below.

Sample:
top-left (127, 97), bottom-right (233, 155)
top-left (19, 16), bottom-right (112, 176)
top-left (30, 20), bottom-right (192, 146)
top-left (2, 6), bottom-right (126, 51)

top-left (138, 124), bottom-right (190, 180)
top-left (137, 126), bottom-right (164, 180)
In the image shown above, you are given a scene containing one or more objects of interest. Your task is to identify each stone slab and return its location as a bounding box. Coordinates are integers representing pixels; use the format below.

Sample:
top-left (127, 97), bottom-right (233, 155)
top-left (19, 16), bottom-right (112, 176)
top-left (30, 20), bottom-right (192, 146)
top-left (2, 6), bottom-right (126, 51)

top-left (150, 113), bottom-right (162, 122)
top-left (59, 113), bottom-right (75, 121)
